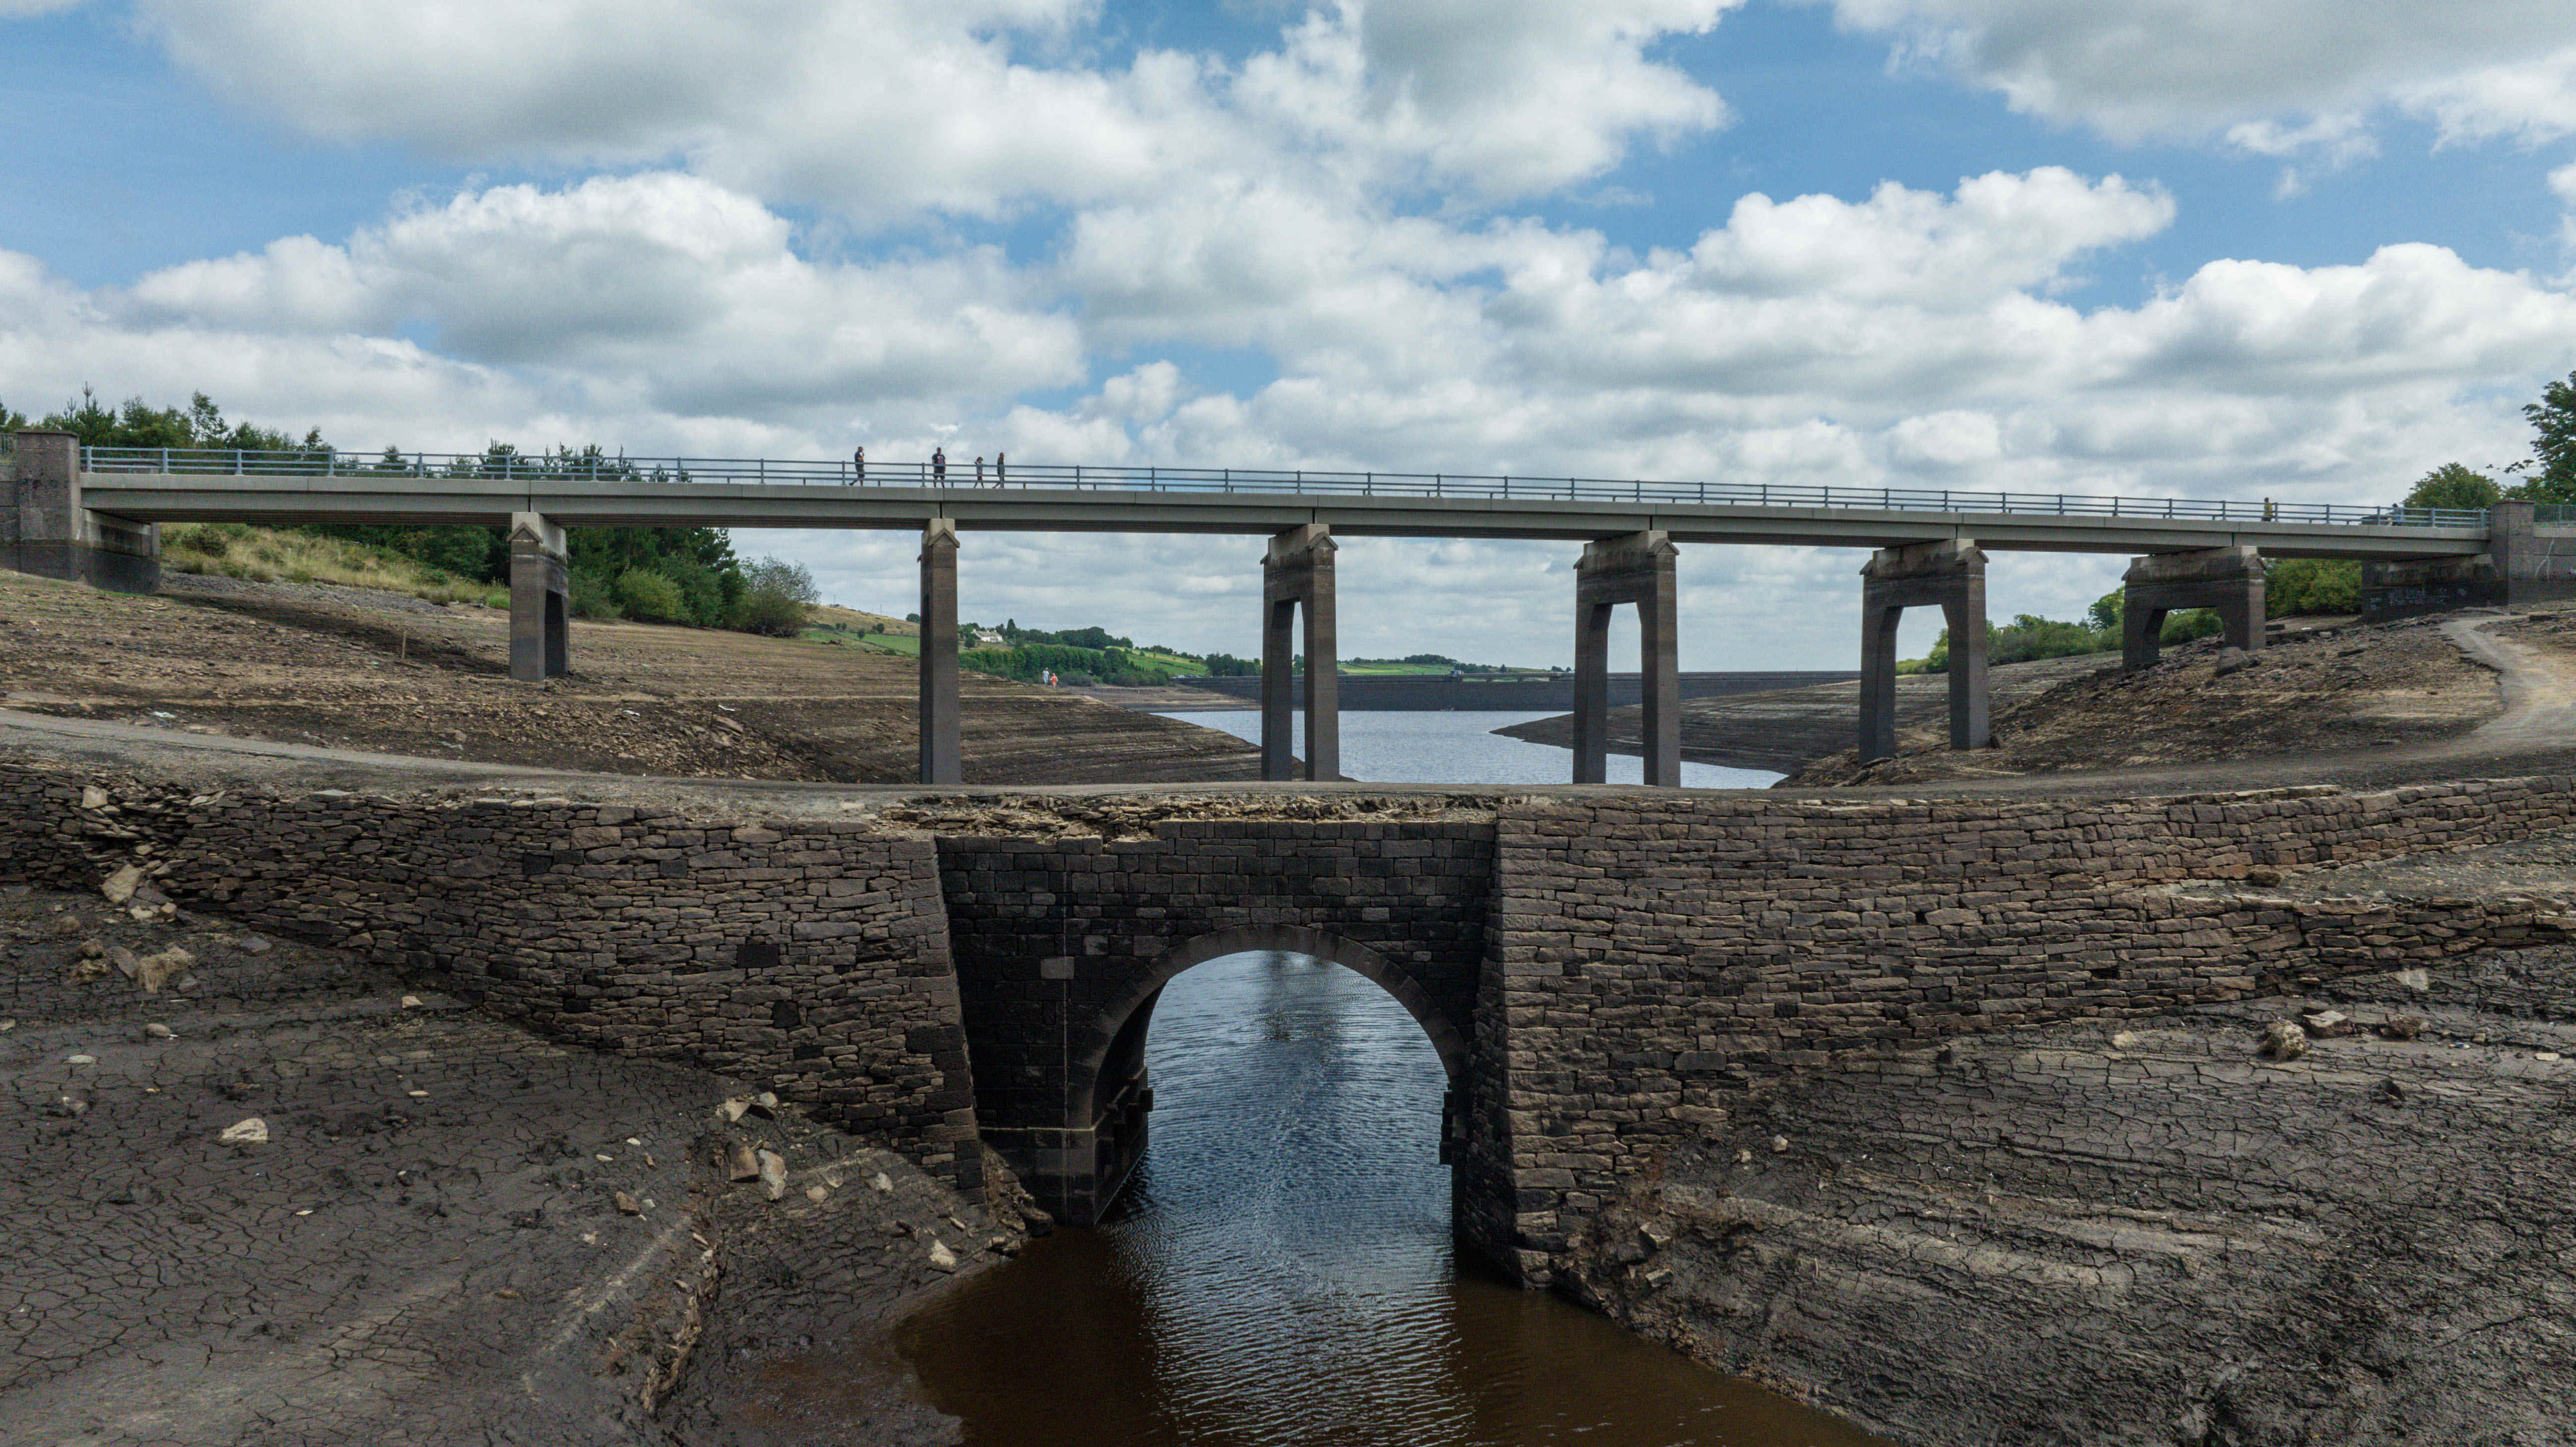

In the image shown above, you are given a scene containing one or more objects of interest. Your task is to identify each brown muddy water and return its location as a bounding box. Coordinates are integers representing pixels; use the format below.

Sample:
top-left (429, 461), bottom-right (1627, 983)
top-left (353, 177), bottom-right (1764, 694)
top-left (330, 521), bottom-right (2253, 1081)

top-left (890, 952), bottom-right (1886, 1447)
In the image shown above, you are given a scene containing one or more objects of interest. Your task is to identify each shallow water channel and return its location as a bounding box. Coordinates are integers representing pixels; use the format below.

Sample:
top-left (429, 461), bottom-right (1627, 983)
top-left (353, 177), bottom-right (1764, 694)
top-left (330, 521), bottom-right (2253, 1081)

top-left (893, 953), bottom-right (1885, 1446)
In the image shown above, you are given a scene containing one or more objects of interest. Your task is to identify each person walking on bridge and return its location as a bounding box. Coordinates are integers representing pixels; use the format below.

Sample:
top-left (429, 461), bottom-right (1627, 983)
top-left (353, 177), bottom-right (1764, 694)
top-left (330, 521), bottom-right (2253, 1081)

top-left (995, 451), bottom-right (1006, 484)
top-left (975, 455), bottom-right (987, 485)
top-left (932, 446), bottom-right (946, 482)
top-left (851, 444), bottom-right (865, 484)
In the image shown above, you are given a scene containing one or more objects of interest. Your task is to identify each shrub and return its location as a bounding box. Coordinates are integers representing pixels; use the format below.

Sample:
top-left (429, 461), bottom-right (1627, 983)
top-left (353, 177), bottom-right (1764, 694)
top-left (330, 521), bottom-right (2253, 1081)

top-left (616, 568), bottom-right (687, 623)
top-left (568, 569), bottom-right (622, 620)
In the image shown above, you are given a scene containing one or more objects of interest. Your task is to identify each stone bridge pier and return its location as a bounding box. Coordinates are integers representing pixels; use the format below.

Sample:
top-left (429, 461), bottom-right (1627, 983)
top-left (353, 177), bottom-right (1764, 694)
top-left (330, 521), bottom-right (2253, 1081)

top-left (1572, 531), bottom-right (1680, 785)
top-left (507, 512), bottom-right (570, 683)
top-left (1261, 523), bottom-right (1340, 781)
top-left (4, 430), bottom-right (158, 593)
top-left (2122, 544), bottom-right (2263, 671)
top-left (933, 822), bottom-right (1500, 1236)
top-left (1859, 539), bottom-right (1989, 762)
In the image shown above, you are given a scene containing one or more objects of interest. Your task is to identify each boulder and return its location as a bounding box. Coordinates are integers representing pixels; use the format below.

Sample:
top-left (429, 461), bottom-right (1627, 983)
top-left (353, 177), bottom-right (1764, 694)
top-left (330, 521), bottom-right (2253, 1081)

top-left (2258, 1020), bottom-right (2308, 1061)
top-left (99, 864), bottom-right (144, 905)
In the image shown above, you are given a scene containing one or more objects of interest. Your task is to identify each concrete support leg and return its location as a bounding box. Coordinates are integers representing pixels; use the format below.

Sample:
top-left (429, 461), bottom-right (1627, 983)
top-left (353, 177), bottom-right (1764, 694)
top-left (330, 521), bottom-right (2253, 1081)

top-left (1260, 523), bottom-right (1338, 781)
top-left (2121, 545), bottom-right (2264, 671)
top-left (1858, 539), bottom-right (1989, 761)
top-left (507, 512), bottom-right (569, 683)
top-left (918, 519), bottom-right (962, 785)
top-left (1571, 531), bottom-right (1681, 786)
top-left (2486, 500), bottom-right (2576, 607)
top-left (3, 429), bottom-right (159, 592)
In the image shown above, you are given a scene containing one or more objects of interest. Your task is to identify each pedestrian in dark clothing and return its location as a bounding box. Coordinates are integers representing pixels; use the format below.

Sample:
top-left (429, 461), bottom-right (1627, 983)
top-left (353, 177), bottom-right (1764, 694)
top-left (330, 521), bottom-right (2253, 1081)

top-left (932, 447), bottom-right (945, 481)
top-left (852, 445), bottom-right (865, 484)
top-left (995, 451), bottom-right (1006, 483)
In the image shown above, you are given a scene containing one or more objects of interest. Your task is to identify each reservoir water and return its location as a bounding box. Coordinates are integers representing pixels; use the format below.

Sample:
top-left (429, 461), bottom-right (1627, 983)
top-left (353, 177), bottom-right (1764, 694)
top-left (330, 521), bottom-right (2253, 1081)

top-left (886, 714), bottom-right (1864, 1444)
top-left (895, 954), bottom-right (1883, 1446)
top-left (1153, 709), bottom-right (1784, 789)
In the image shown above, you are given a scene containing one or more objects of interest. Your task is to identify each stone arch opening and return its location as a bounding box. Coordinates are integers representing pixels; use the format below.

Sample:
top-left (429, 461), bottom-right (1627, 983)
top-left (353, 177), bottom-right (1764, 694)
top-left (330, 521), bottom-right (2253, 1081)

top-left (1057, 924), bottom-right (1471, 1225)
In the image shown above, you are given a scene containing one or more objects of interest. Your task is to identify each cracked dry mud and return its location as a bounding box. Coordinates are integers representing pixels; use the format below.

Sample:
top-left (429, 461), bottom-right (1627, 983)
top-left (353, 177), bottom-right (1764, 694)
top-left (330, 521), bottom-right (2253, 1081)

top-left (0, 570), bottom-right (1263, 785)
top-left (0, 884), bottom-right (1012, 1447)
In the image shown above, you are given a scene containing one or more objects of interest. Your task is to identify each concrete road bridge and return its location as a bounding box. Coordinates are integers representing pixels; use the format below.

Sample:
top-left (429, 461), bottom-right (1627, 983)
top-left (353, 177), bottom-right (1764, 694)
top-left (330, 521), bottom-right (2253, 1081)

top-left (8, 429), bottom-right (2567, 785)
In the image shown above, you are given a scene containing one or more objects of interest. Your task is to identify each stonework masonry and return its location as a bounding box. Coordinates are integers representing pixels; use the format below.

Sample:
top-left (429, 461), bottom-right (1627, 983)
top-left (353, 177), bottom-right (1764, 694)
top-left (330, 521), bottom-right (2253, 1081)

top-left (0, 765), bottom-right (983, 1188)
top-left (7, 760), bottom-right (2576, 1283)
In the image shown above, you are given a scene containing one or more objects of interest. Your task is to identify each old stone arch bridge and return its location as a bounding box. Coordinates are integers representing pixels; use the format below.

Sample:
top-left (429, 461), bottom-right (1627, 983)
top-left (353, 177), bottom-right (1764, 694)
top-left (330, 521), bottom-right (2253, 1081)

top-left (12, 763), bottom-right (2576, 1285)
top-left (937, 826), bottom-right (1490, 1229)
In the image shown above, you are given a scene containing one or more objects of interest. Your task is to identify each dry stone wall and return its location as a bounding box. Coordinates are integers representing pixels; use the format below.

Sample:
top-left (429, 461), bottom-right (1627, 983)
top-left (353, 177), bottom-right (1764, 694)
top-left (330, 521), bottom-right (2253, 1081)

top-left (0, 763), bottom-right (983, 1186)
top-left (1484, 777), bottom-right (2576, 1281)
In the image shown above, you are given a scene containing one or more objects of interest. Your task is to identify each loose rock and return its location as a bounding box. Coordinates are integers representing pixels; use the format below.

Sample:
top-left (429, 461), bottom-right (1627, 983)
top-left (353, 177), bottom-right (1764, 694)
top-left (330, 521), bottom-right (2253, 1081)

top-left (100, 864), bottom-right (144, 905)
top-left (757, 1149), bottom-right (788, 1202)
top-left (219, 1118), bottom-right (269, 1146)
top-left (2259, 1019), bottom-right (2308, 1061)
top-left (927, 1239), bottom-right (958, 1271)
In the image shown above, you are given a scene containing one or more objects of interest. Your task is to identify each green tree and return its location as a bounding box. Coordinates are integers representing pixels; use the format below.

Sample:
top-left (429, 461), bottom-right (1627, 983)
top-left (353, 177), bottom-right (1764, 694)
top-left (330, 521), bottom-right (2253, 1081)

top-left (2404, 462), bottom-right (2502, 511)
top-left (730, 557), bottom-right (817, 636)
top-left (2518, 368), bottom-right (2576, 502)
top-left (2267, 557), bottom-right (2362, 615)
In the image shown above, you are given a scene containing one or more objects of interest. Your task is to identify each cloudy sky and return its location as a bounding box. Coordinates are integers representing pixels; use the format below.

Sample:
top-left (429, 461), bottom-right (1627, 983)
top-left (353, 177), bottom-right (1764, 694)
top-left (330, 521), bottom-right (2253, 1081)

top-left (7, 1), bottom-right (2576, 667)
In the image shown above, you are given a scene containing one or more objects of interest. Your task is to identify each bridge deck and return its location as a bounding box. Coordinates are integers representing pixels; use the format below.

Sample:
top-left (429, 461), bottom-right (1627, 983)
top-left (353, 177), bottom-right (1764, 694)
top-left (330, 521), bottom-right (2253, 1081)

top-left (77, 471), bottom-right (2486, 559)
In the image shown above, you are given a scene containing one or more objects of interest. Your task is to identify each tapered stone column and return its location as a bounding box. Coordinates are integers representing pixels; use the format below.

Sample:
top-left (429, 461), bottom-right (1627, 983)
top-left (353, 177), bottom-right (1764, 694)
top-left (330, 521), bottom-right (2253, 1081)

top-left (507, 512), bottom-right (569, 683)
top-left (3, 429), bottom-right (158, 592)
top-left (1858, 539), bottom-right (1988, 762)
top-left (2121, 545), bottom-right (2263, 671)
top-left (1261, 523), bottom-right (1339, 781)
top-left (919, 518), bottom-right (962, 785)
top-left (1571, 531), bottom-right (1681, 786)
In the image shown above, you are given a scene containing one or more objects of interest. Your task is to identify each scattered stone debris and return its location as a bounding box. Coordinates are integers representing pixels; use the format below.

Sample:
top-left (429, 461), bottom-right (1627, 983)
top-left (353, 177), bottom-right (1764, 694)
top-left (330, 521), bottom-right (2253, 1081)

top-left (613, 1190), bottom-right (644, 1216)
top-left (927, 1239), bottom-right (958, 1271)
top-left (2300, 1007), bottom-right (2356, 1038)
top-left (757, 1149), bottom-right (788, 1202)
top-left (727, 1143), bottom-right (762, 1182)
top-left (2376, 1016), bottom-right (2425, 1040)
top-left (219, 1118), bottom-right (270, 1146)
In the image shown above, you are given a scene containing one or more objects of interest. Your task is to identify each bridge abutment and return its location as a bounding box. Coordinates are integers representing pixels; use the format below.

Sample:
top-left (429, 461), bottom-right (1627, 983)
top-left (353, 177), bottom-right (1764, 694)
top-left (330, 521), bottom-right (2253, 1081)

top-left (1858, 539), bottom-right (1988, 761)
top-left (919, 519), bottom-right (963, 784)
top-left (4, 430), bottom-right (159, 593)
top-left (1573, 531), bottom-right (1680, 785)
top-left (506, 512), bottom-right (570, 683)
top-left (1261, 523), bottom-right (1339, 781)
top-left (2122, 544), bottom-right (2263, 671)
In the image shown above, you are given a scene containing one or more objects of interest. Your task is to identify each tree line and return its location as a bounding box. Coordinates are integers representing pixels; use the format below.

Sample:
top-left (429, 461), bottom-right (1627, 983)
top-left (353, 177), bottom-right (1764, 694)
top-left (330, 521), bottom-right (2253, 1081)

top-left (5, 389), bottom-right (817, 635)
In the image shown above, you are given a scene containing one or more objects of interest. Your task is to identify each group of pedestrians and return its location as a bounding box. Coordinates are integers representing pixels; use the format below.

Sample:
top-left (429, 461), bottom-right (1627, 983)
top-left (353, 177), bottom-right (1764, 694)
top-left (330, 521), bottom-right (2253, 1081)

top-left (846, 445), bottom-right (1008, 485)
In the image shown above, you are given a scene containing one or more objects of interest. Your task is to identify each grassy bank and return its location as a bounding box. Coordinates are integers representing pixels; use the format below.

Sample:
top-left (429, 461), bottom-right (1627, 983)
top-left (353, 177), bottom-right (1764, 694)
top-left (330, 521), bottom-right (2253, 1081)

top-left (160, 522), bottom-right (503, 605)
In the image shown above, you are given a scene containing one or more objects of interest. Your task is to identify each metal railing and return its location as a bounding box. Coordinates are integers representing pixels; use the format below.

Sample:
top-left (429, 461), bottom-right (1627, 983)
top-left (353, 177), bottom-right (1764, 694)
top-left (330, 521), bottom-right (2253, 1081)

top-left (78, 446), bottom-right (2490, 529)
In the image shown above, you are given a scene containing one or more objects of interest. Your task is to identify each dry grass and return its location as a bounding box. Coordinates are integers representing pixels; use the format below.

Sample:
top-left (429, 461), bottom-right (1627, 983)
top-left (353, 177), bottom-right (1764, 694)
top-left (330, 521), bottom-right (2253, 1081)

top-left (159, 522), bottom-right (503, 606)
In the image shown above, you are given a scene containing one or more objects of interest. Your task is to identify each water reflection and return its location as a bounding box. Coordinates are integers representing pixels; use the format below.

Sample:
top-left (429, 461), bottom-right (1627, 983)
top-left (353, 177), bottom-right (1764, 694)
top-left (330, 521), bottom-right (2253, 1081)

top-left (896, 953), bottom-right (1886, 1447)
